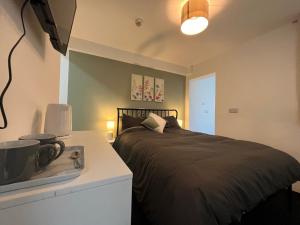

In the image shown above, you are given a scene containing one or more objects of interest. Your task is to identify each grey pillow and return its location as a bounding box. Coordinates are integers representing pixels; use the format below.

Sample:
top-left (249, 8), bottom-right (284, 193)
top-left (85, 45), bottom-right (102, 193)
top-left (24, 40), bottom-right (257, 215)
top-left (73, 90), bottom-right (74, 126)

top-left (141, 117), bottom-right (159, 131)
top-left (164, 116), bottom-right (180, 128)
top-left (122, 114), bottom-right (144, 130)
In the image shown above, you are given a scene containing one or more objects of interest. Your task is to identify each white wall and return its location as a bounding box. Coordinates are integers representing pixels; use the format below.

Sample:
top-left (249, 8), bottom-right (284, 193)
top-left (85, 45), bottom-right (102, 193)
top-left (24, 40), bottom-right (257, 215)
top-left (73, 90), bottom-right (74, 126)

top-left (189, 22), bottom-right (300, 191)
top-left (0, 0), bottom-right (60, 141)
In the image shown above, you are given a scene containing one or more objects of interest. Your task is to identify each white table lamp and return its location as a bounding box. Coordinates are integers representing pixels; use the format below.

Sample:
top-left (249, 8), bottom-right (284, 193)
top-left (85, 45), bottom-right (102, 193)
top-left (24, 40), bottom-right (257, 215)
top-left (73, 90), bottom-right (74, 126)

top-left (106, 120), bottom-right (115, 140)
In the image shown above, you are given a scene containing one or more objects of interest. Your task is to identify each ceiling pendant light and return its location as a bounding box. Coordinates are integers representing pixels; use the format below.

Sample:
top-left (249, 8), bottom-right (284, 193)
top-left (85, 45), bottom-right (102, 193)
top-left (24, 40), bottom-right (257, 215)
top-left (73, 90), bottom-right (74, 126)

top-left (181, 0), bottom-right (209, 36)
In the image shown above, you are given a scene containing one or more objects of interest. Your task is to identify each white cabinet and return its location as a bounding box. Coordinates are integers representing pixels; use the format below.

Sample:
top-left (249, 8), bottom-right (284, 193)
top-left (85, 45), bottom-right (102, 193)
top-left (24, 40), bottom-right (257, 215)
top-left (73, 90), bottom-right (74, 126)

top-left (0, 131), bottom-right (132, 225)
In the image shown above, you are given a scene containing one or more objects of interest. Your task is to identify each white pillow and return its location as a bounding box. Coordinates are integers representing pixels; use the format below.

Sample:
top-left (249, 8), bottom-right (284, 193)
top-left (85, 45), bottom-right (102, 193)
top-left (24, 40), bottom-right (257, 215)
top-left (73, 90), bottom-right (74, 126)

top-left (148, 113), bottom-right (166, 134)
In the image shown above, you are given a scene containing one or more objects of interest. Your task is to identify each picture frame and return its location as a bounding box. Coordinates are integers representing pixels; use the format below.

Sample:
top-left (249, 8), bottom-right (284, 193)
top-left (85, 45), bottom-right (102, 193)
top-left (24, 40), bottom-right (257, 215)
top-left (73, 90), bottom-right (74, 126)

top-left (131, 74), bottom-right (143, 101)
top-left (143, 76), bottom-right (154, 101)
top-left (155, 78), bottom-right (164, 102)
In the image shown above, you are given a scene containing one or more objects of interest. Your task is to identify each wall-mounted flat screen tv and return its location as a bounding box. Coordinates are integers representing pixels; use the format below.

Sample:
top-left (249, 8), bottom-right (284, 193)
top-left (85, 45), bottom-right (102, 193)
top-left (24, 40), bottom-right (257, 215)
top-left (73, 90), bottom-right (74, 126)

top-left (31, 0), bottom-right (77, 55)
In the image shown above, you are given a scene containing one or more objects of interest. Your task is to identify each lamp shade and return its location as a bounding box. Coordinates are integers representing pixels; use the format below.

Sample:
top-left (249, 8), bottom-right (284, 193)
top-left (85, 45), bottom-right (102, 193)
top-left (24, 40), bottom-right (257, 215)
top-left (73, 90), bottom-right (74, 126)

top-left (106, 120), bottom-right (115, 130)
top-left (181, 0), bottom-right (209, 35)
top-left (44, 104), bottom-right (72, 137)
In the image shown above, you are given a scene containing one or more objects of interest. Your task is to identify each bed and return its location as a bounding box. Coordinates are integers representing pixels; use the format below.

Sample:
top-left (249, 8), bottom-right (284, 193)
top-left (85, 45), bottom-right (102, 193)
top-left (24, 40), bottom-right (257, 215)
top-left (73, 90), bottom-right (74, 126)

top-left (113, 108), bottom-right (300, 225)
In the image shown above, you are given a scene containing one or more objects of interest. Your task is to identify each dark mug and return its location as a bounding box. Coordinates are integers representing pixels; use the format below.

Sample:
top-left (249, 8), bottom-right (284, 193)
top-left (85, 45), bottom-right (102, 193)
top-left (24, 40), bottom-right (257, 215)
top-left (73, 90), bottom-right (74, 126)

top-left (0, 140), bottom-right (40, 185)
top-left (19, 134), bottom-right (65, 169)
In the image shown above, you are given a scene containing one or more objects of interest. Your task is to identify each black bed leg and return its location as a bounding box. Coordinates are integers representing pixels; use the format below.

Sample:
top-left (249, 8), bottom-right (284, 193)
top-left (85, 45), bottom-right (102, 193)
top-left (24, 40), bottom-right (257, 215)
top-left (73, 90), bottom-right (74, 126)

top-left (287, 185), bottom-right (293, 225)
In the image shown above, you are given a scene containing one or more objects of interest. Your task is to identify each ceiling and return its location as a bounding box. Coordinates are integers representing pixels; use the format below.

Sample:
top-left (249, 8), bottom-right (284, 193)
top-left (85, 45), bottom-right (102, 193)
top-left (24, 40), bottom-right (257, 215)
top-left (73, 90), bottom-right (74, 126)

top-left (71, 0), bottom-right (300, 68)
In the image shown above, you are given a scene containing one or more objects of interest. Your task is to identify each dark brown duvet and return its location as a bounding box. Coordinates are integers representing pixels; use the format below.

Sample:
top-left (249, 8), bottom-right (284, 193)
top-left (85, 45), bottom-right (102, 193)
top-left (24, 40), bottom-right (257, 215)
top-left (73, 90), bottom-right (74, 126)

top-left (113, 127), bottom-right (300, 225)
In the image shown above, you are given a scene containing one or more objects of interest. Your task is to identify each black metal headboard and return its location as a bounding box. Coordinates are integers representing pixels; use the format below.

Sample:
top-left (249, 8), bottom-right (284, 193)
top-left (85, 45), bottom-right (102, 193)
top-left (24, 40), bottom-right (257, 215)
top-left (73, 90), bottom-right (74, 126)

top-left (117, 108), bottom-right (178, 136)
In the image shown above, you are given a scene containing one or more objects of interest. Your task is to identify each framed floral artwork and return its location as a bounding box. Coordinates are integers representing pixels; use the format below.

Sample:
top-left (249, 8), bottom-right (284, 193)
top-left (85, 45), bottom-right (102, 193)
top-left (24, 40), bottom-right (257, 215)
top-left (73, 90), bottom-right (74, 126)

top-left (143, 76), bottom-right (154, 101)
top-left (131, 74), bottom-right (143, 101)
top-left (155, 78), bottom-right (164, 102)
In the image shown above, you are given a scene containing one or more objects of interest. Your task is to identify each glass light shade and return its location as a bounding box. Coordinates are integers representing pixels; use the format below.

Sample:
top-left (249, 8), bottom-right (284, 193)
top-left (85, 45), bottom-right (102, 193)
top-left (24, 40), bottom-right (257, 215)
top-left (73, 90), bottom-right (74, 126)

top-left (181, 17), bottom-right (208, 35)
top-left (177, 119), bottom-right (183, 127)
top-left (106, 120), bottom-right (115, 130)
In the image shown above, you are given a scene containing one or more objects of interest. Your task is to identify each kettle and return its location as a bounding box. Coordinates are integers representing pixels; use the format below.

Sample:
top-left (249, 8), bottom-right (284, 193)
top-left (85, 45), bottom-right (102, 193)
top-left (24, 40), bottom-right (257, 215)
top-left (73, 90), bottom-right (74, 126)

top-left (44, 104), bottom-right (72, 137)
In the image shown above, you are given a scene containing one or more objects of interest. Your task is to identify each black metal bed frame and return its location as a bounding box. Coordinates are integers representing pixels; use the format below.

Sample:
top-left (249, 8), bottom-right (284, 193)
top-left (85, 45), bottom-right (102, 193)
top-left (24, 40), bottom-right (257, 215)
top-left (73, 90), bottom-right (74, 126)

top-left (116, 108), bottom-right (178, 136)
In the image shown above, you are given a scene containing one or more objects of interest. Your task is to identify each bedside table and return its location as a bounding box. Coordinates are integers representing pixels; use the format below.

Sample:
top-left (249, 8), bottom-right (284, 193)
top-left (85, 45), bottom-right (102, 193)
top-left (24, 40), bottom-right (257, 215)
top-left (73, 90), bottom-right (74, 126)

top-left (107, 138), bottom-right (115, 145)
top-left (0, 131), bottom-right (132, 225)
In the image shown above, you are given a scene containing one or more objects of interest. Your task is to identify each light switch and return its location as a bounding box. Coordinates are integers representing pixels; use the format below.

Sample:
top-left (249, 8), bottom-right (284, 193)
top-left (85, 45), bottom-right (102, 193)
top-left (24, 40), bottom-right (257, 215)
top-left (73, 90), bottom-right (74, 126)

top-left (229, 108), bottom-right (239, 113)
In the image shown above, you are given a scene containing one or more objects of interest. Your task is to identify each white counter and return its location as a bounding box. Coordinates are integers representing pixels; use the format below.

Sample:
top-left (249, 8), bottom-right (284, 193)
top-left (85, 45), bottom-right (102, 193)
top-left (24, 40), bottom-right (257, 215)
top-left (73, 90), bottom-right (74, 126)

top-left (0, 131), bottom-right (133, 225)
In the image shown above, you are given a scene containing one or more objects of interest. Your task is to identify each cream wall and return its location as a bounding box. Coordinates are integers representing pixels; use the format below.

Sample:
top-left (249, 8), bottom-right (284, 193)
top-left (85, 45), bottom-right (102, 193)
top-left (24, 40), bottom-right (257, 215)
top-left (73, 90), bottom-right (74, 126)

top-left (0, 0), bottom-right (60, 141)
top-left (188, 22), bottom-right (300, 191)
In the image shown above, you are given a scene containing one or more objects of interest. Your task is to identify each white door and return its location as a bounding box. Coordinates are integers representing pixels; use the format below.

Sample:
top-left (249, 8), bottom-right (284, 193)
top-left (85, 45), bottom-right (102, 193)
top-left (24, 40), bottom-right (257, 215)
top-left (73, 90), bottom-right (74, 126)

top-left (189, 74), bottom-right (216, 135)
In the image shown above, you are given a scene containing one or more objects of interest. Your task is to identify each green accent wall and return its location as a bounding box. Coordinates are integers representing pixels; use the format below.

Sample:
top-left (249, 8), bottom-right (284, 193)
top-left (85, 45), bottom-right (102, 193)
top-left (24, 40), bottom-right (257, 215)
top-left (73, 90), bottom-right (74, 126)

top-left (68, 51), bottom-right (186, 133)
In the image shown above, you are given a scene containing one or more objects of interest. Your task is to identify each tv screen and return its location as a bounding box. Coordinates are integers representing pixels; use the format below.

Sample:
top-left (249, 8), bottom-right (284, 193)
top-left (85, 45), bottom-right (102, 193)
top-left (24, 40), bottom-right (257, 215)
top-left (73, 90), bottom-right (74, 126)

top-left (31, 0), bottom-right (77, 55)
